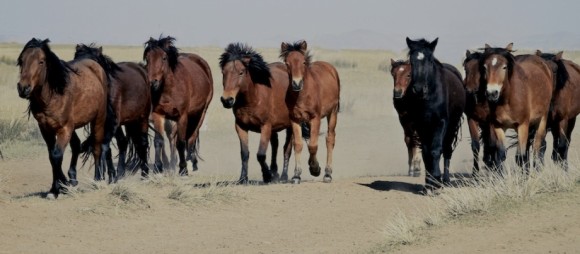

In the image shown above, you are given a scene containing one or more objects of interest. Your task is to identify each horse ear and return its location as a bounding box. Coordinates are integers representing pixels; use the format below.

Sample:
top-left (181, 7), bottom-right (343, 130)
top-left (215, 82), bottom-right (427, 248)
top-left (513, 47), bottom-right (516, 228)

top-left (281, 42), bottom-right (289, 52)
top-left (299, 40), bottom-right (308, 51)
top-left (390, 58), bottom-right (395, 65)
top-left (465, 50), bottom-right (471, 58)
top-left (506, 43), bottom-right (514, 52)
top-left (555, 51), bottom-right (564, 60)
top-left (429, 38), bottom-right (438, 50)
top-left (76, 44), bottom-right (82, 51)
top-left (98, 46), bottom-right (103, 54)
top-left (405, 37), bottom-right (413, 47)
top-left (535, 50), bottom-right (542, 56)
top-left (484, 43), bottom-right (491, 49)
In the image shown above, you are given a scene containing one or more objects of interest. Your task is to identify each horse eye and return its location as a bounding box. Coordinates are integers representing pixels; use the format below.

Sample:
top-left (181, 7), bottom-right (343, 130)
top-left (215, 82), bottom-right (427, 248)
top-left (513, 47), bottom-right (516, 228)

top-left (39, 60), bottom-right (44, 65)
top-left (502, 66), bottom-right (507, 70)
top-left (162, 56), bottom-right (167, 61)
top-left (406, 74), bottom-right (411, 78)
top-left (303, 62), bottom-right (306, 65)
top-left (239, 71), bottom-right (244, 76)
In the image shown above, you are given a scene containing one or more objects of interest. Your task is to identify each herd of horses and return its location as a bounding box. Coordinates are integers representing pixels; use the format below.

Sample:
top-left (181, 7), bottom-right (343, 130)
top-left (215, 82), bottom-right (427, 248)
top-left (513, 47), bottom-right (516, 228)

top-left (391, 38), bottom-right (580, 190)
top-left (14, 35), bottom-right (579, 198)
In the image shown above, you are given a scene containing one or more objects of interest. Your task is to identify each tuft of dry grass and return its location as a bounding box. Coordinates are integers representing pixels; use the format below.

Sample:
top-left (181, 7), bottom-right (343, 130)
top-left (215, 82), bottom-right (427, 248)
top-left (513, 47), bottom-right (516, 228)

top-left (109, 181), bottom-right (149, 209)
top-left (381, 159), bottom-right (580, 250)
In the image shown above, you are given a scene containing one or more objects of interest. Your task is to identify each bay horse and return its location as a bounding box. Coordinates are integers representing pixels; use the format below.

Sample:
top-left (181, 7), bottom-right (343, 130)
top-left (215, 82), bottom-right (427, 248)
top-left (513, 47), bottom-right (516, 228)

top-left (17, 38), bottom-right (115, 198)
top-left (405, 37), bottom-right (466, 189)
top-left (390, 59), bottom-right (421, 177)
top-left (74, 44), bottom-right (151, 179)
top-left (143, 36), bottom-right (213, 176)
top-left (219, 43), bottom-right (293, 183)
top-left (536, 50), bottom-right (580, 169)
top-left (463, 50), bottom-right (497, 175)
top-left (480, 43), bottom-right (552, 169)
top-left (280, 40), bottom-right (340, 184)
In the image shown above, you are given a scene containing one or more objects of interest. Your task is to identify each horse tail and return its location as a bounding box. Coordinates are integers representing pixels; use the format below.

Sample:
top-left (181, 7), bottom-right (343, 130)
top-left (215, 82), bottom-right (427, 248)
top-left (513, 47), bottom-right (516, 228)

top-left (80, 125), bottom-right (93, 166)
top-left (301, 122), bottom-right (311, 141)
top-left (451, 115), bottom-right (463, 151)
top-left (554, 59), bottom-right (569, 90)
top-left (190, 135), bottom-right (203, 163)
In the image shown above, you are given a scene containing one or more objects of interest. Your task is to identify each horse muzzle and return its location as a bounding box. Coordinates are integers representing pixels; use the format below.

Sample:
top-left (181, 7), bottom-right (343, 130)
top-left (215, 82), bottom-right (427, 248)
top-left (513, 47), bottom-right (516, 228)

top-left (220, 96), bottom-right (235, 108)
top-left (17, 83), bottom-right (31, 99)
top-left (393, 89), bottom-right (404, 99)
top-left (486, 89), bottom-right (500, 102)
top-left (292, 79), bottom-right (304, 92)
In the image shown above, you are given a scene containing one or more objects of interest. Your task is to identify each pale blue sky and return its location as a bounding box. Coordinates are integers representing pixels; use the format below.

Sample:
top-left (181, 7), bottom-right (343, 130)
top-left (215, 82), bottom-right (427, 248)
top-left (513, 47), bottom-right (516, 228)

top-left (1, 0), bottom-right (579, 61)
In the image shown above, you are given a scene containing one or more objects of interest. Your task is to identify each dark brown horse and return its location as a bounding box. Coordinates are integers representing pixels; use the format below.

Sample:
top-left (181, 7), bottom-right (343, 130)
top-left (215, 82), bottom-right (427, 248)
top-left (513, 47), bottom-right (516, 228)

top-left (17, 38), bottom-right (115, 198)
top-left (280, 40), bottom-right (340, 184)
top-left (536, 50), bottom-right (580, 168)
top-left (74, 44), bottom-right (151, 179)
top-left (390, 59), bottom-right (421, 177)
top-left (144, 36), bottom-right (213, 175)
top-left (463, 50), bottom-right (497, 175)
top-left (219, 43), bottom-right (293, 183)
top-left (481, 43), bottom-right (552, 168)
top-left (405, 37), bottom-right (465, 189)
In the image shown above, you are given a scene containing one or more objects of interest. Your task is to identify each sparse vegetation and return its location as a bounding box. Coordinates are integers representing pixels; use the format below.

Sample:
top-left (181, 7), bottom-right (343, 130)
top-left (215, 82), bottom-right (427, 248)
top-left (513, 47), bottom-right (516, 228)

top-left (0, 56), bottom-right (17, 66)
top-left (328, 59), bottom-right (358, 69)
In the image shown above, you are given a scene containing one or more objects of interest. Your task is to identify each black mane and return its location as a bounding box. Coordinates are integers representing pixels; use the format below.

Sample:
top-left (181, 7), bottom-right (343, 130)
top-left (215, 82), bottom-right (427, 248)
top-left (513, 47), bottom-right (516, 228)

top-left (74, 43), bottom-right (122, 80)
top-left (279, 40), bottom-right (312, 65)
top-left (17, 38), bottom-right (74, 94)
top-left (143, 36), bottom-right (179, 71)
top-left (537, 52), bottom-right (569, 90)
top-left (219, 43), bottom-right (271, 85)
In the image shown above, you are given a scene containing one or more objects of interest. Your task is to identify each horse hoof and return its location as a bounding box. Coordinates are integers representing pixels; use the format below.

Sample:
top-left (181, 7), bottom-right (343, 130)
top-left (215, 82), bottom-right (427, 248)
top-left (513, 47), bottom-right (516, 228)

top-left (46, 193), bottom-right (57, 200)
top-left (238, 177), bottom-right (249, 185)
top-left (179, 169), bottom-right (188, 176)
top-left (263, 174), bottom-right (273, 184)
top-left (279, 174), bottom-right (288, 184)
top-left (292, 177), bottom-right (301, 184)
top-left (323, 175), bottom-right (332, 183)
top-left (69, 179), bottom-right (78, 187)
top-left (309, 166), bottom-right (321, 177)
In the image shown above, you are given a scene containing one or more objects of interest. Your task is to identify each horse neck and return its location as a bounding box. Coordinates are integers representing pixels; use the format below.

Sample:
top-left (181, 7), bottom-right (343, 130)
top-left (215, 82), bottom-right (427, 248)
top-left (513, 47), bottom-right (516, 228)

top-left (238, 77), bottom-right (261, 106)
top-left (29, 81), bottom-right (59, 114)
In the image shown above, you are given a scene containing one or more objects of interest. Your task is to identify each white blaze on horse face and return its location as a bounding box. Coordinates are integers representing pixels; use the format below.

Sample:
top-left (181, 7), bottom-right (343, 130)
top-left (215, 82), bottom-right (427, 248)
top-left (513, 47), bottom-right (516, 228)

top-left (398, 67), bottom-right (405, 72)
top-left (491, 57), bottom-right (498, 66)
top-left (417, 52), bottom-right (425, 60)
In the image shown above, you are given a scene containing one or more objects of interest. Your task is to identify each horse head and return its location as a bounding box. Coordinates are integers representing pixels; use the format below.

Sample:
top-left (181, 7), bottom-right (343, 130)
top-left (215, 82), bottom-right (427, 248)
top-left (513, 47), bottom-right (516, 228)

top-left (390, 59), bottom-right (411, 99)
top-left (143, 36), bottom-right (178, 91)
top-left (280, 40), bottom-right (311, 92)
top-left (481, 43), bottom-right (515, 102)
top-left (406, 37), bottom-right (439, 98)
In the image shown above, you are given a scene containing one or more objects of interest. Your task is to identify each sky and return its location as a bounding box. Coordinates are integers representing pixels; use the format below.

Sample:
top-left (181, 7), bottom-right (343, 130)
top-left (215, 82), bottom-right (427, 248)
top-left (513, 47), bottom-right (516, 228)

top-left (2, 0), bottom-right (579, 62)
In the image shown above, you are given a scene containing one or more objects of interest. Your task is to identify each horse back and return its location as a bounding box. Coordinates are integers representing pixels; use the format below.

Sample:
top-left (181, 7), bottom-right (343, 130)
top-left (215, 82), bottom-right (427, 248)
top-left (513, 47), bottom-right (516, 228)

top-left (67, 59), bottom-right (108, 128)
top-left (311, 61), bottom-right (340, 116)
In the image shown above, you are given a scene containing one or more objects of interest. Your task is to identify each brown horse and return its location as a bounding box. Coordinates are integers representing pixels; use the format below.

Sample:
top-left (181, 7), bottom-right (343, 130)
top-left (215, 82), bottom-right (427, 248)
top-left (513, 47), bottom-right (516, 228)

top-left (17, 38), bottom-right (115, 198)
top-left (481, 43), bottom-right (552, 168)
top-left (219, 43), bottom-right (293, 183)
top-left (280, 40), bottom-right (340, 184)
top-left (463, 50), bottom-right (497, 174)
top-left (536, 50), bottom-right (580, 168)
top-left (390, 59), bottom-right (421, 177)
top-left (144, 36), bottom-right (213, 175)
top-left (74, 44), bottom-right (151, 179)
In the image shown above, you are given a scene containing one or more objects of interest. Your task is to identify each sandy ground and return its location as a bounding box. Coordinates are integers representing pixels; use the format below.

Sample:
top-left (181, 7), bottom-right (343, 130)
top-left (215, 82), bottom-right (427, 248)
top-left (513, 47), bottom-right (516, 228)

top-left (2, 116), bottom-right (580, 254)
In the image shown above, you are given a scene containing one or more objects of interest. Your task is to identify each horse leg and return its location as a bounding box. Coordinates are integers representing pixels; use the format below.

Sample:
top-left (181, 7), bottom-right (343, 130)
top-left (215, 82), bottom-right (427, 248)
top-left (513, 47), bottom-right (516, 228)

top-left (428, 120), bottom-right (446, 188)
top-left (411, 131), bottom-right (422, 177)
top-left (291, 122), bottom-right (304, 184)
top-left (115, 127), bottom-right (129, 178)
top-left (307, 117), bottom-right (322, 178)
top-left (258, 125), bottom-right (273, 183)
top-left (67, 132), bottom-right (81, 186)
top-left (404, 131), bottom-right (414, 177)
top-left (269, 132), bottom-right (280, 181)
top-left (134, 120), bottom-right (150, 177)
top-left (186, 111), bottom-right (207, 172)
top-left (152, 113), bottom-right (165, 173)
top-left (280, 128), bottom-right (293, 183)
top-left (39, 127), bottom-right (68, 198)
top-left (93, 119), bottom-right (108, 182)
top-left (235, 124), bottom-right (250, 184)
top-left (467, 118), bottom-right (480, 178)
top-left (515, 123), bottom-right (530, 170)
top-left (324, 110), bottom-right (338, 183)
top-left (561, 117), bottom-right (576, 170)
top-left (176, 115), bottom-right (188, 176)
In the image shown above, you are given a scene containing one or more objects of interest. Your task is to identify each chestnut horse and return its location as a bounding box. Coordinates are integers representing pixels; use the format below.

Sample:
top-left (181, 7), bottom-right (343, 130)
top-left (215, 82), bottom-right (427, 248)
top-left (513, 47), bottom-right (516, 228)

top-left (74, 44), bottom-right (151, 178)
top-left (144, 36), bottom-right (213, 175)
top-left (405, 37), bottom-right (466, 189)
top-left (536, 50), bottom-right (580, 169)
top-left (463, 50), bottom-right (497, 175)
top-left (481, 43), bottom-right (552, 168)
top-left (219, 43), bottom-right (293, 183)
top-left (17, 38), bottom-right (115, 198)
top-left (390, 59), bottom-right (421, 177)
top-left (280, 40), bottom-right (340, 184)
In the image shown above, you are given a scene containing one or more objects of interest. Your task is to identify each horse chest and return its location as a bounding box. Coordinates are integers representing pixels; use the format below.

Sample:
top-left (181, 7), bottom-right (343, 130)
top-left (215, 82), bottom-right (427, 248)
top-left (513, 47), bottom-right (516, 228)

top-left (494, 107), bottom-right (516, 126)
top-left (234, 107), bottom-right (264, 126)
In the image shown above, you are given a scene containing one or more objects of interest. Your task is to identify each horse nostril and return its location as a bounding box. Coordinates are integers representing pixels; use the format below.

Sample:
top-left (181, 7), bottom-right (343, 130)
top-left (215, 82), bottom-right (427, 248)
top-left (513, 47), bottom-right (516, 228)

top-left (220, 96), bottom-right (235, 108)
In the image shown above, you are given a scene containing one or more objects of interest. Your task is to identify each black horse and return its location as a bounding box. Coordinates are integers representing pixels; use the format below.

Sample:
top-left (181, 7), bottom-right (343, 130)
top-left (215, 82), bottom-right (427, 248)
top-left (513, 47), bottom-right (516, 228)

top-left (405, 37), bottom-right (466, 189)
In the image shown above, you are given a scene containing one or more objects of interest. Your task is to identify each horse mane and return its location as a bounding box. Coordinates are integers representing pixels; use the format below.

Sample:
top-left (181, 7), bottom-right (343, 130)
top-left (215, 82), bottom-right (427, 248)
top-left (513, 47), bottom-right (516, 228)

top-left (481, 46), bottom-right (515, 80)
top-left (537, 53), bottom-right (569, 90)
top-left (74, 43), bottom-right (122, 80)
top-left (17, 38), bottom-right (75, 95)
top-left (219, 43), bottom-right (271, 86)
top-left (143, 36), bottom-right (179, 71)
top-left (279, 40), bottom-right (312, 65)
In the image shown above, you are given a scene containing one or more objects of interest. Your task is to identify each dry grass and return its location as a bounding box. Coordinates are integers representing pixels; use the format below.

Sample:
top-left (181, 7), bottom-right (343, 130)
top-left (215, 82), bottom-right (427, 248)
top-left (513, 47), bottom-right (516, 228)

top-left (381, 159), bottom-right (580, 250)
